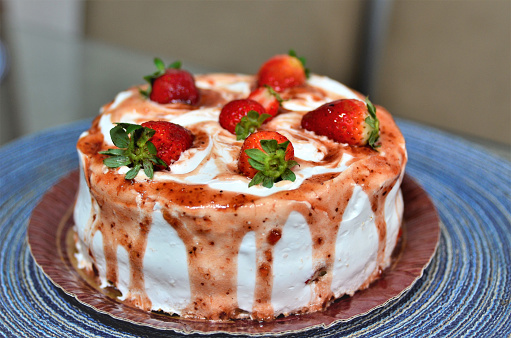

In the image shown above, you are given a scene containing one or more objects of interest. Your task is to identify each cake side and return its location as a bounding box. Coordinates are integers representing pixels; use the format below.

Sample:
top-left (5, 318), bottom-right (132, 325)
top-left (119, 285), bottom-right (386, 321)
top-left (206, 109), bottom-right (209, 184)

top-left (74, 72), bottom-right (407, 320)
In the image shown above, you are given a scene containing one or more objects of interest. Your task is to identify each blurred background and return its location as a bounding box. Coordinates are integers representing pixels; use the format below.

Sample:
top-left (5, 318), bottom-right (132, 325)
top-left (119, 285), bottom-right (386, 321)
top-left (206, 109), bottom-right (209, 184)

top-left (0, 0), bottom-right (509, 158)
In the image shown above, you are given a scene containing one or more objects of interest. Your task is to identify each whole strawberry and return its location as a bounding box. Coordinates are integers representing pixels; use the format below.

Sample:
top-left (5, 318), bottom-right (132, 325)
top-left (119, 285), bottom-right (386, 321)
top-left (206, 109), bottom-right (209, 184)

top-left (99, 121), bottom-right (193, 179)
top-left (219, 99), bottom-right (271, 140)
top-left (247, 85), bottom-right (283, 119)
top-left (238, 131), bottom-right (298, 188)
top-left (301, 98), bottom-right (380, 149)
top-left (141, 58), bottom-right (200, 105)
top-left (141, 121), bottom-right (193, 166)
top-left (257, 50), bottom-right (309, 92)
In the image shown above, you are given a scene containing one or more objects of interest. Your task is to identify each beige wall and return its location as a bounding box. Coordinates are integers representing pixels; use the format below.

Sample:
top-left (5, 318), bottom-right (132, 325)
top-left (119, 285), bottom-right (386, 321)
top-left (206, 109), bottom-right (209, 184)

top-left (378, 0), bottom-right (510, 145)
top-left (85, 0), bottom-right (365, 86)
top-left (85, 0), bottom-right (511, 145)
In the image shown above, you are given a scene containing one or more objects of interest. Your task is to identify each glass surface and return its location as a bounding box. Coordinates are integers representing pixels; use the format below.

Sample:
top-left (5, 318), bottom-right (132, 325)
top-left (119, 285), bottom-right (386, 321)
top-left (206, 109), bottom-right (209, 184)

top-left (0, 22), bottom-right (208, 146)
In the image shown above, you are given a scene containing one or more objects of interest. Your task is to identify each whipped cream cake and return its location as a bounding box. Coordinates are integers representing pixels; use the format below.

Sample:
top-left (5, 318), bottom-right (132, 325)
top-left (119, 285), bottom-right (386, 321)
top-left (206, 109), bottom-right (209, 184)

top-left (73, 54), bottom-right (407, 321)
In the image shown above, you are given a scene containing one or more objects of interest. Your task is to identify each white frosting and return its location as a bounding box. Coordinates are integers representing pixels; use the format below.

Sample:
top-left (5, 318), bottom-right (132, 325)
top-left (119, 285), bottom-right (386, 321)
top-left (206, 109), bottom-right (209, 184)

top-left (196, 75), bottom-right (251, 94)
top-left (331, 185), bottom-right (378, 296)
top-left (384, 173), bottom-right (405, 264)
top-left (74, 150), bottom-right (92, 242)
top-left (237, 231), bottom-right (256, 312)
top-left (143, 205), bottom-right (191, 313)
top-left (271, 211), bottom-right (313, 315)
top-left (92, 231), bottom-right (108, 288)
top-left (116, 245), bottom-right (130, 300)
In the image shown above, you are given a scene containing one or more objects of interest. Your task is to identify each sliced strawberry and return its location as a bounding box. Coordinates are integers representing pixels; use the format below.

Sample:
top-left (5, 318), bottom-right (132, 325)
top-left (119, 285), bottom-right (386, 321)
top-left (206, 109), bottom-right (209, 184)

top-left (140, 58), bottom-right (200, 105)
top-left (238, 131), bottom-right (298, 188)
top-left (257, 50), bottom-right (309, 92)
top-left (301, 98), bottom-right (380, 149)
top-left (248, 85), bottom-right (283, 119)
top-left (99, 121), bottom-right (193, 179)
top-left (218, 99), bottom-right (271, 140)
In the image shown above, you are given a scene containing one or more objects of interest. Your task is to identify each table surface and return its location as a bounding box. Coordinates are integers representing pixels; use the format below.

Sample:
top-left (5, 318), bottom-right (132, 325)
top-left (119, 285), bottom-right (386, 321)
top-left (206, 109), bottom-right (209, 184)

top-left (0, 118), bottom-right (510, 337)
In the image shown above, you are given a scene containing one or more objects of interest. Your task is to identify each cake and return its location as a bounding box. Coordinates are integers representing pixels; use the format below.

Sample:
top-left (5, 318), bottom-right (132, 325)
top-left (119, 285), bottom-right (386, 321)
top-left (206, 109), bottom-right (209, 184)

top-left (73, 53), bottom-right (407, 321)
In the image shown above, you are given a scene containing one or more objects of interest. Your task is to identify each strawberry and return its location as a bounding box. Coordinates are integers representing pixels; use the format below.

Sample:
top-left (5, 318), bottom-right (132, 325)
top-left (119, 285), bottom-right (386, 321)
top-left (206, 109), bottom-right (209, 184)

top-left (238, 131), bottom-right (298, 188)
top-left (301, 98), bottom-right (380, 149)
top-left (141, 121), bottom-right (193, 165)
top-left (257, 50), bottom-right (309, 92)
top-left (247, 85), bottom-right (283, 119)
top-left (140, 58), bottom-right (200, 105)
top-left (99, 121), bottom-right (193, 179)
top-left (219, 99), bottom-right (271, 140)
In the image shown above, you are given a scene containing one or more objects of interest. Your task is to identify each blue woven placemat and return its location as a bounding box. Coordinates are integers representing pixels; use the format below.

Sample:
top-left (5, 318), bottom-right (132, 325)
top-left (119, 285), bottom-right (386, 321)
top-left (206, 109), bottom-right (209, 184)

top-left (0, 118), bottom-right (509, 337)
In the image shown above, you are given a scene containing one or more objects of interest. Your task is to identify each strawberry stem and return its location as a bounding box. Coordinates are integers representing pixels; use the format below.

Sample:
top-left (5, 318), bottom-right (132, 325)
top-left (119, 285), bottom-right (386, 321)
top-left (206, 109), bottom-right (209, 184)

top-left (99, 123), bottom-right (167, 180)
top-left (289, 49), bottom-right (310, 79)
top-left (364, 97), bottom-right (380, 150)
top-left (235, 110), bottom-right (271, 140)
top-left (264, 85), bottom-right (284, 105)
top-left (245, 139), bottom-right (298, 188)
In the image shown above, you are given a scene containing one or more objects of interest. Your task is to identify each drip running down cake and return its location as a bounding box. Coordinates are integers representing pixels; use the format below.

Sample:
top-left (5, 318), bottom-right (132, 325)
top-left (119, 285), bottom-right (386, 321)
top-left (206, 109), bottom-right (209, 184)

top-left (73, 52), bottom-right (407, 321)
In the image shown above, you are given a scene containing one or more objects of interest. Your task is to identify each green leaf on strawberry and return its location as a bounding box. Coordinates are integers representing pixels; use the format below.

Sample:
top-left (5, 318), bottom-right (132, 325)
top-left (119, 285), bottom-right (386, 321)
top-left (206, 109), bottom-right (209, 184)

top-left (364, 97), bottom-right (380, 149)
top-left (264, 85), bottom-right (284, 104)
top-left (234, 110), bottom-right (271, 141)
top-left (245, 139), bottom-right (298, 188)
top-left (99, 122), bottom-right (167, 180)
top-left (289, 49), bottom-right (310, 79)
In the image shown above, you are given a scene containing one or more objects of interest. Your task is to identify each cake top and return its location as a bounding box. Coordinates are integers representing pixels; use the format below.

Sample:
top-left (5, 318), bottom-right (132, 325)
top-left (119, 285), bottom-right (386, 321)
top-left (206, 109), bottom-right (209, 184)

top-left (77, 52), bottom-right (406, 199)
